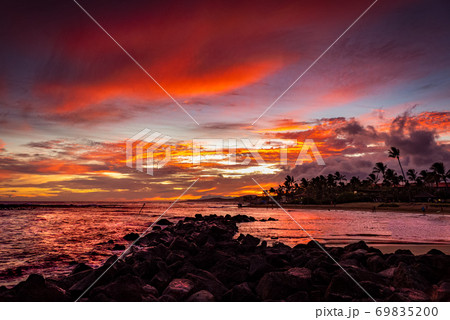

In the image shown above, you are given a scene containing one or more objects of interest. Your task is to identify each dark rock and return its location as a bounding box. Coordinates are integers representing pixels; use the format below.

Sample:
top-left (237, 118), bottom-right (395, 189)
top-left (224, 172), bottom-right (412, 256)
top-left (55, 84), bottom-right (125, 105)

top-left (150, 269), bottom-right (172, 293)
top-left (249, 256), bottom-right (274, 280)
top-left (223, 282), bottom-right (259, 302)
top-left (194, 214), bottom-right (203, 220)
top-left (286, 291), bottom-right (309, 301)
top-left (378, 267), bottom-right (396, 279)
top-left (152, 226), bottom-right (161, 231)
top-left (0, 274), bottom-right (69, 302)
top-left (268, 217), bottom-right (277, 221)
top-left (159, 294), bottom-right (177, 302)
top-left (395, 249), bottom-right (413, 255)
top-left (112, 244), bottom-right (126, 251)
top-left (385, 253), bottom-right (415, 266)
top-left (162, 279), bottom-right (195, 301)
top-left (241, 234), bottom-right (260, 248)
top-left (71, 263), bottom-right (92, 275)
top-left (393, 262), bottom-right (430, 292)
top-left (186, 269), bottom-right (228, 299)
top-left (156, 219), bottom-right (173, 226)
top-left (124, 232), bottom-right (139, 241)
top-left (388, 288), bottom-right (429, 302)
top-left (211, 256), bottom-right (249, 286)
top-left (344, 241), bottom-right (369, 252)
top-left (143, 284), bottom-right (159, 297)
top-left (169, 237), bottom-right (190, 251)
top-left (187, 290), bottom-right (215, 302)
top-left (366, 255), bottom-right (387, 273)
top-left (340, 249), bottom-right (367, 262)
top-left (432, 282), bottom-right (450, 302)
top-left (107, 239), bottom-right (114, 244)
top-left (427, 249), bottom-right (445, 255)
top-left (256, 267), bottom-right (312, 300)
top-left (91, 274), bottom-right (146, 302)
top-left (326, 267), bottom-right (386, 300)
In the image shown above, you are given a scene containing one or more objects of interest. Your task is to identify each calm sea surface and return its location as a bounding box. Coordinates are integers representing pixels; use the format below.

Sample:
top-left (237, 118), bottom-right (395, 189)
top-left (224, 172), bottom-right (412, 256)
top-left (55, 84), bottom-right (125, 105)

top-left (1, 201), bottom-right (449, 287)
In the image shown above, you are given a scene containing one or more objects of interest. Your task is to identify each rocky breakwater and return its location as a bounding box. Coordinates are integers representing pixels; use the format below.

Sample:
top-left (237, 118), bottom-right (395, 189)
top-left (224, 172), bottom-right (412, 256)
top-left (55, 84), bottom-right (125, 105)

top-left (0, 214), bottom-right (449, 302)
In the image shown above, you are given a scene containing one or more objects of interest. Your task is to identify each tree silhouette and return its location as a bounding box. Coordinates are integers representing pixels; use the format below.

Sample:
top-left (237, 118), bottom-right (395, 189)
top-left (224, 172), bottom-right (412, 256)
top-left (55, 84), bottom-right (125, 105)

top-left (388, 147), bottom-right (406, 184)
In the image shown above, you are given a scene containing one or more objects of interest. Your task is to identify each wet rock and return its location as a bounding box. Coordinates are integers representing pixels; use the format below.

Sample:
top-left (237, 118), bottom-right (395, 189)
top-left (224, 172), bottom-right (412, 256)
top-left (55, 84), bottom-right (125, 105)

top-left (143, 284), bottom-right (159, 297)
top-left (0, 274), bottom-right (69, 302)
top-left (186, 269), bottom-right (228, 299)
top-left (427, 249), bottom-right (445, 255)
top-left (388, 288), bottom-right (429, 302)
top-left (286, 291), bottom-right (309, 301)
top-left (367, 255), bottom-right (387, 273)
top-left (395, 249), bottom-right (413, 255)
top-left (159, 294), bottom-right (177, 302)
top-left (187, 290), bottom-right (215, 302)
top-left (241, 234), bottom-right (260, 248)
top-left (223, 282), bottom-right (258, 302)
top-left (256, 267), bottom-right (312, 300)
top-left (91, 274), bottom-right (146, 302)
top-left (231, 214), bottom-right (255, 223)
top-left (344, 241), bottom-right (369, 252)
top-left (326, 267), bottom-right (386, 300)
top-left (431, 282), bottom-right (450, 302)
top-left (124, 232), bottom-right (139, 241)
top-left (248, 256), bottom-right (274, 280)
top-left (211, 256), bottom-right (249, 286)
top-left (169, 237), bottom-right (190, 251)
top-left (150, 262), bottom-right (172, 293)
top-left (162, 279), bottom-right (195, 301)
top-left (385, 253), bottom-right (415, 266)
top-left (393, 262), bottom-right (430, 292)
top-left (340, 249), bottom-right (367, 262)
top-left (71, 263), bottom-right (92, 275)
top-left (378, 267), bottom-right (396, 279)
top-left (156, 219), bottom-right (173, 226)
top-left (112, 244), bottom-right (126, 251)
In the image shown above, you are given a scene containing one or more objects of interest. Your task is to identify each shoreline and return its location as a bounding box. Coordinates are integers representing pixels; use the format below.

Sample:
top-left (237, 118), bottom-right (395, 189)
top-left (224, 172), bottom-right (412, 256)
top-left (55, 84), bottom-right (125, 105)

top-left (247, 202), bottom-right (449, 215)
top-left (1, 214), bottom-right (448, 302)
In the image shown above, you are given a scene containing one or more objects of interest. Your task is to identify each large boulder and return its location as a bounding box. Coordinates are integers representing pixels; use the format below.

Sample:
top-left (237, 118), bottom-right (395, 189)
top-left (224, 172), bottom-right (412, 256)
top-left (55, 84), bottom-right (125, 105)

top-left (223, 282), bottom-right (259, 302)
top-left (393, 262), bottom-right (430, 292)
top-left (186, 269), bottom-right (228, 299)
top-left (187, 290), bottom-right (215, 302)
top-left (387, 288), bottom-right (429, 302)
top-left (90, 274), bottom-right (148, 302)
top-left (431, 282), bottom-right (450, 302)
top-left (162, 279), bottom-right (195, 301)
top-left (0, 274), bottom-right (69, 302)
top-left (256, 267), bottom-right (312, 300)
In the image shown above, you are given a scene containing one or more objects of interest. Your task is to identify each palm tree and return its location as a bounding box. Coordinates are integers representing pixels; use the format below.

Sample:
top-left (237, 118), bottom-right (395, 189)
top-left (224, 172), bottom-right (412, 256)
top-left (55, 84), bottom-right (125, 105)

top-left (284, 175), bottom-right (295, 195)
top-left (334, 171), bottom-right (346, 186)
top-left (430, 162), bottom-right (448, 189)
top-left (367, 173), bottom-right (379, 187)
top-left (373, 162), bottom-right (387, 181)
top-left (388, 147), bottom-right (406, 184)
top-left (407, 169), bottom-right (418, 183)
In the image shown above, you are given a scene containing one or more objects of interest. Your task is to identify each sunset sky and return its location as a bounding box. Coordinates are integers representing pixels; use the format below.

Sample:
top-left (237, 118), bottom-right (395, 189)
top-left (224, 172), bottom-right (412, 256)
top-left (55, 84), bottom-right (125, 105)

top-left (1, 0), bottom-right (449, 201)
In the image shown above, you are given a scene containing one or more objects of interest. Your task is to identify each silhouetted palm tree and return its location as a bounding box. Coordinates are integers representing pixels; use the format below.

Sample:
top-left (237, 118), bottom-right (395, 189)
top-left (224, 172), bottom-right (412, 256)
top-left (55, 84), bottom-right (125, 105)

top-left (430, 162), bottom-right (448, 189)
top-left (373, 162), bottom-right (387, 180)
top-left (388, 147), bottom-right (406, 184)
top-left (367, 173), bottom-right (379, 187)
top-left (407, 169), bottom-right (418, 182)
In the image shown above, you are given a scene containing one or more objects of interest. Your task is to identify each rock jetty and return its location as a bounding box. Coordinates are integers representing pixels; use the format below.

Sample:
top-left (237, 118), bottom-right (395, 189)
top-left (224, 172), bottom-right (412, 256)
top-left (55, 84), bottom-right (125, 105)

top-left (0, 214), bottom-right (448, 302)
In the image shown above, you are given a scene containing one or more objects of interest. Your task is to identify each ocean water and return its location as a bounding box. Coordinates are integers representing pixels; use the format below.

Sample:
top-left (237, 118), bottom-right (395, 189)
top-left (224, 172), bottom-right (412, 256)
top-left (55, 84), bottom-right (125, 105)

top-left (0, 201), bottom-right (449, 287)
